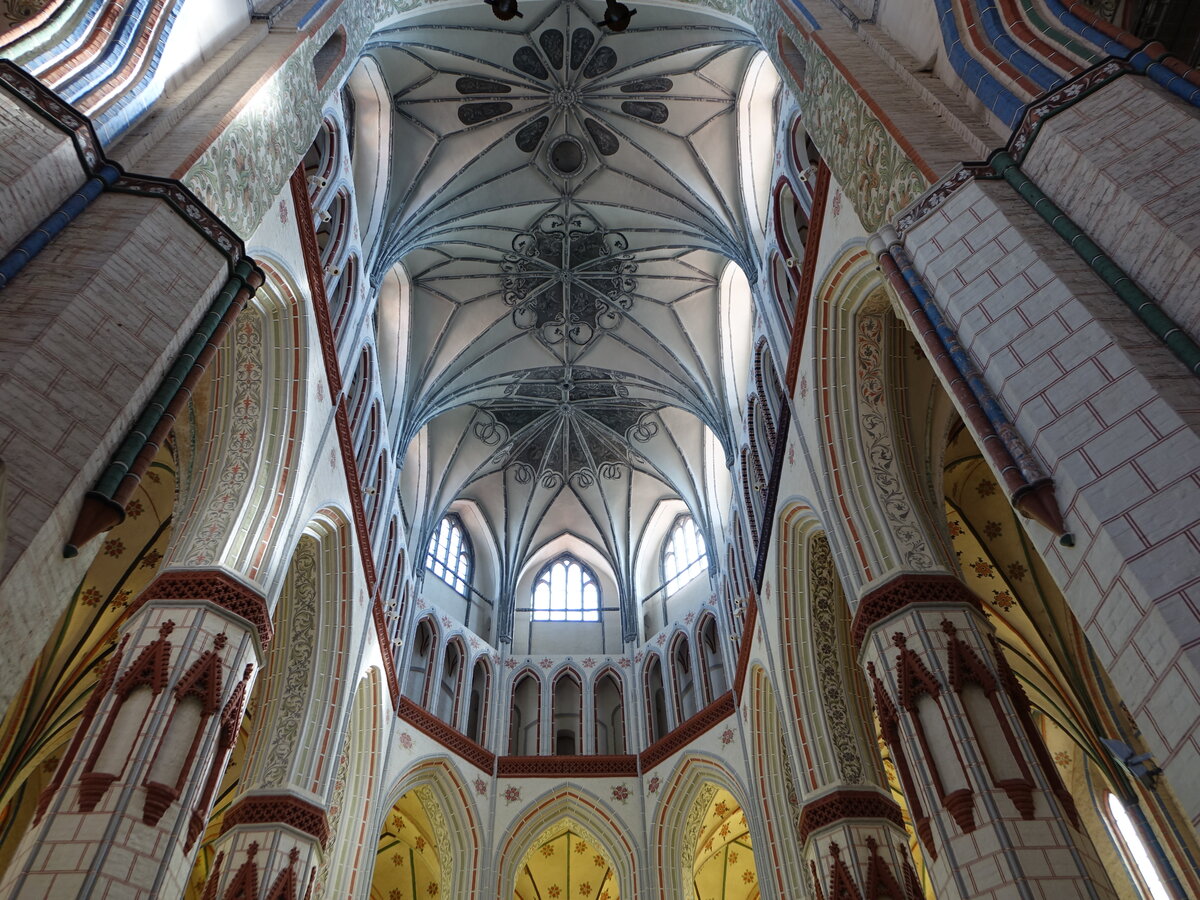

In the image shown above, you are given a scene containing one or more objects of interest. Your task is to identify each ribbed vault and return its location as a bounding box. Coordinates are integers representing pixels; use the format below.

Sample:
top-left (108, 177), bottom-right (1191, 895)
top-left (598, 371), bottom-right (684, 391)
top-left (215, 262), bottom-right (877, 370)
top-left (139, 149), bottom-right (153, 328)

top-left (364, 0), bottom-right (777, 642)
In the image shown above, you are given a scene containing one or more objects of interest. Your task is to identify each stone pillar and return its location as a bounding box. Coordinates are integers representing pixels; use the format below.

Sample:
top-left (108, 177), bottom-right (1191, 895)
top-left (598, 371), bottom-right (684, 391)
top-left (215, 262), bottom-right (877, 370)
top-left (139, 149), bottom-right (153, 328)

top-left (0, 570), bottom-right (270, 900)
top-left (198, 796), bottom-right (328, 900)
top-left (853, 573), bottom-right (1115, 900)
top-left (799, 789), bottom-right (921, 900)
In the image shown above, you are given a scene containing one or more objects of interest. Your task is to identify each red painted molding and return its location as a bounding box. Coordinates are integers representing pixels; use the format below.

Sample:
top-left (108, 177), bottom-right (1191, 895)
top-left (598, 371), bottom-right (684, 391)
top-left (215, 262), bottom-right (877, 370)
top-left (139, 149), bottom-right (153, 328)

top-left (131, 570), bottom-right (272, 647)
top-left (850, 572), bottom-right (980, 651)
top-left (220, 793), bottom-right (331, 849)
top-left (397, 696), bottom-right (495, 772)
top-left (784, 161), bottom-right (830, 393)
top-left (640, 691), bottom-right (736, 770)
top-left (371, 596), bottom-right (400, 706)
top-left (289, 165), bottom-right (399, 707)
top-left (497, 755), bottom-right (639, 778)
top-left (734, 594), bottom-right (757, 697)
top-left (797, 788), bottom-right (903, 845)
top-left (288, 167), bottom-right (342, 395)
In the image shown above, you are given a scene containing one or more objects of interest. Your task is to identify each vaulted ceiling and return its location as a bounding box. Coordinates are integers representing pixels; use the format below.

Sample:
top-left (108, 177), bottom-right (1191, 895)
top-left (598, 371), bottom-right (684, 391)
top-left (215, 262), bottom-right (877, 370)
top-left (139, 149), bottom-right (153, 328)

top-left (362, 0), bottom-right (778, 641)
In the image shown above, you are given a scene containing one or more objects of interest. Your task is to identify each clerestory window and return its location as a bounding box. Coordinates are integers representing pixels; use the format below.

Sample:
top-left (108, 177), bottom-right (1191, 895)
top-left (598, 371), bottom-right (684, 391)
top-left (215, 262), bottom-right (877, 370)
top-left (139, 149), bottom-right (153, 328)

top-left (532, 556), bottom-right (600, 622)
top-left (663, 515), bottom-right (708, 597)
top-left (425, 515), bottom-right (471, 596)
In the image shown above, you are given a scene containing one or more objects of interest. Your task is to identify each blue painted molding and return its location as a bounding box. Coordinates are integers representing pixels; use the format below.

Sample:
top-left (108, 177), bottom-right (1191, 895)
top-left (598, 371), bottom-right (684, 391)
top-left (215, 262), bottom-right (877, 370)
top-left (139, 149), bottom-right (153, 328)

top-left (1040, 0), bottom-right (1136, 59)
top-left (972, 0), bottom-right (1063, 92)
top-left (0, 60), bottom-right (247, 287)
top-left (787, 0), bottom-right (822, 30)
top-left (933, 0), bottom-right (1026, 126)
top-left (0, 163), bottom-right (121, 289)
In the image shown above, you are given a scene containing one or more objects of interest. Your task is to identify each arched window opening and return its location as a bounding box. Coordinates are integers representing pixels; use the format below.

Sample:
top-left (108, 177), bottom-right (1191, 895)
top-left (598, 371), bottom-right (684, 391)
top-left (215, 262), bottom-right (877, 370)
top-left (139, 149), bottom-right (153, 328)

top-left (313, 28), bottom-right (346, 89)
top-left (347, 345), bottom-right (372, 433)
top-left (436, 641), bottom-right (462, 722)
top-left (771, 252), bottom-right (798, 324)
top-left (510, 673), bottom-right (540, 755)
top-left (672, 637), bottom-right (698, 721)
top-left (404, 618), bottom-right (436, 705)
top-left (663, 516), bottom-right (708, 597)
top-left (316, 190), bottom-right (351, 274)
top-left (789, 117), bottom-right (822, 180)
top-left (646, 655), bottom-right (669, 744)
top-left (303, 122), bottom-right (337, 198)
top-left (1104, 794), bottom-right (1173, 900)
top-left (594, 672), bottom-right (625, 754)
top-left (466, 659), bottom-right (488, 744)
top-left (327, 254), bottom-right (358, 337)
top-left (741, 447), bottom-right (763, 544)
top-left (699, 616), bottom-right (728, 698)
top-left (532, 556), bottom-right (600, 621)
top-left (756, 340), bottom-right (785, 436)
top-left (749, 395), bottom-right (776, 467)
top-left (552, 673), bottom-right (581, 756)
top-left (425, 515), bottom-right (472, 596)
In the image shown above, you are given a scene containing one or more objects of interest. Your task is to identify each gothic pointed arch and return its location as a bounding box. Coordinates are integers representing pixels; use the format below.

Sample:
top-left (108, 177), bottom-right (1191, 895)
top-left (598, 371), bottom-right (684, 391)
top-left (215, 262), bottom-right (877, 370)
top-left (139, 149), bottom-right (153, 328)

top-left (316, 667), bottom-right (386, 898)
top-left (776, 505), bottom-right (877, 792)
top-left (654, 756), bottom-right (759, 900)
top-left (495, 786), bottom-right (638, 900)
top-left (747, 665), bottom-right (805, 897)
top-left (164, 256), bottom-right (309, 585)
top-left (809, 246), bottom-right (955, 596)
top-left (236, 511), bottom-right (355, 800)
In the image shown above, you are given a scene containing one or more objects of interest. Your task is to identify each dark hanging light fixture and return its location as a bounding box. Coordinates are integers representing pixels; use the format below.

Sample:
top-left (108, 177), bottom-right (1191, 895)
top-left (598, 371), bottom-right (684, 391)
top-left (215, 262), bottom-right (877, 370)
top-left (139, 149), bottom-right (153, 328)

top-left (595, 0), bottom-right (636, 31)
top-left (486, 0), bottom-right (523, 19)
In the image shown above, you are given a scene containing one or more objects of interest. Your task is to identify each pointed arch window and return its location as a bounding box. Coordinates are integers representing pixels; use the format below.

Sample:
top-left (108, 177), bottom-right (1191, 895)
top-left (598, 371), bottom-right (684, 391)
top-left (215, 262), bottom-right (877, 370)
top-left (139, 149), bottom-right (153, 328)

top-left (663, 515), bottom-right (708, 597)
top-left (425, 515), bottom-right (472, 596)
top-left (1104, 793), bottom-right (1173, 900)
top-left (532, 556), bottom-right (600, 622)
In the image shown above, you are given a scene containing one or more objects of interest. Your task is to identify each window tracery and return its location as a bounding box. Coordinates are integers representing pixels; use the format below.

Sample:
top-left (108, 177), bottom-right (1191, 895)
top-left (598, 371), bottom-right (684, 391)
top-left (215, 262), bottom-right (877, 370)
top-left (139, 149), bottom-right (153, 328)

top-left (663, 515), bottom-right (708, 597)
top-left (425, 515), bottom-right (472, 597)
top-left (531, 556), bottom-right (600, 622)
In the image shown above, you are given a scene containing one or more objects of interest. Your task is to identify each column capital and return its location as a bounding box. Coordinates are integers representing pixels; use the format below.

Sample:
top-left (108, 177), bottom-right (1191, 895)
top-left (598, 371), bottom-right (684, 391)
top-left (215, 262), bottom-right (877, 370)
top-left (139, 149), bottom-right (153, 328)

top-left (129, 569), bottom-right (272, 649)
top-left (220, 793), bottom-right (331, 850)
top-left (851, 572), bottom-right (980, 651)
top-left (796, 788), bottom-right (904, 846)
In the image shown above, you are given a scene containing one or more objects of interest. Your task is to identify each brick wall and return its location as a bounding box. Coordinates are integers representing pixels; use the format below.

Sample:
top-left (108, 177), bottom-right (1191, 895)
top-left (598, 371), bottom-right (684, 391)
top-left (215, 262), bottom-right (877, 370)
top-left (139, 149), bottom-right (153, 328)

top-left (1020, 74), bottom-right (1200, 342)
top-left (0, 193), bottom-right (227, 711)
top-left (0, 99), bottom-right (85, 256)
top-left (903, 178), bottom-right (1200, 825)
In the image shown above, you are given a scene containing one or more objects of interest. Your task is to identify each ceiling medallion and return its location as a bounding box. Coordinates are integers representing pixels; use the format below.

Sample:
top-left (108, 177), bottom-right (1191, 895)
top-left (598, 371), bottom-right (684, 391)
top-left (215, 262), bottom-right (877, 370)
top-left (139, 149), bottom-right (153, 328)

top-left (501, 210), bottom-right (636, 349)
top-left (547, 134), bottom-right (586, 176)
top-left (454, 24), bottom-right (673, 157)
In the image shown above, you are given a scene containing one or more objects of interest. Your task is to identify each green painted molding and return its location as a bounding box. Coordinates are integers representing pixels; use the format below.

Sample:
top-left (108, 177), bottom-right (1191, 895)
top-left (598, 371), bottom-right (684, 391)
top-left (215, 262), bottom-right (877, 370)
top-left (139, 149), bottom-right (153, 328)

top-left (991, 150), bottom-right (1200, 378)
